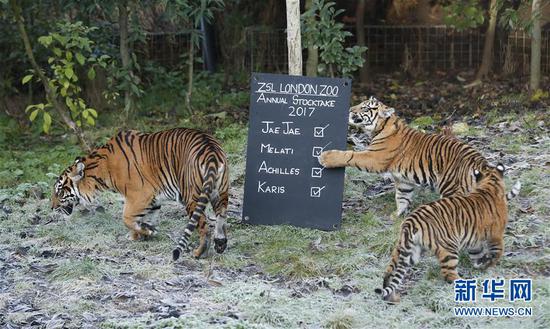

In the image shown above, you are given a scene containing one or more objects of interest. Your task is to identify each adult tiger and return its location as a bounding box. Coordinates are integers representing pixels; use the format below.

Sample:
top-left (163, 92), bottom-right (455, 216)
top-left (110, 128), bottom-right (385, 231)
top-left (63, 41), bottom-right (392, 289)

top-left (375, 164), bottom-right (521, 303)
top-left (319, 96), bottom-right (488, 217)
top-left (51, 128), bottom-right (229, 260)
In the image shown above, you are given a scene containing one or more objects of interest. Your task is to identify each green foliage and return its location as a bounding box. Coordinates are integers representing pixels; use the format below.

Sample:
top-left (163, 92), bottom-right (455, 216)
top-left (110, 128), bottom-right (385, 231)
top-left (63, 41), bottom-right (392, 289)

top-left (107, 52), bottom-right (143, 109)
top-left (443, 0), bottom-right (485, 31)
top-left (301, 0), bottom-right (367, 77)
top-left (499, 1), bottom-right (539, 33)
top-left (23, 21), bottom-right (109, 133)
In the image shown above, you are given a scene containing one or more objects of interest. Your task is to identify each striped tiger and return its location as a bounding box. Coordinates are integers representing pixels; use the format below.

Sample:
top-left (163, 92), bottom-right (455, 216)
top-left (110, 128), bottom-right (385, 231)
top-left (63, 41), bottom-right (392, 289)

top-left (50, 128), bottom-right (229, 260)
top-left (375, 164), bottom-right (521, 303)
top-left (319, 96), bottom-right (488, 217)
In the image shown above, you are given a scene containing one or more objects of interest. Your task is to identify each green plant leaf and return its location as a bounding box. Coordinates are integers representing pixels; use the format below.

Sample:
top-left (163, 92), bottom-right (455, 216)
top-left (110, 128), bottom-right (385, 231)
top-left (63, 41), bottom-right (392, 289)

top-left (22, 75), bottom-right (33, 84)
top-left (76, 52), bottom-right (85, 65)
top-left (87, 67), bottom-right (96, 80)
top-left (29, 109), bottom-right (40, 121)
top-left (87, 108), bottom-right (98, 118)
top-left (43, 112), bottom-right (52, 133)
top-left (85, 116), bottom-right (95, 126)
top-left (25, 105), bottom-right (36, 113)
top-left (65, 67), bottom-right (74, 79)
top-left (38, 35), bottom-right (53, 47)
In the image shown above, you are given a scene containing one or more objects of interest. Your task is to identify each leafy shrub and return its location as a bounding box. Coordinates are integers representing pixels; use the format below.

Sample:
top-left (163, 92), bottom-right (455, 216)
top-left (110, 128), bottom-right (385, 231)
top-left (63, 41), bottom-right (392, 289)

top-left (23, 21), bottom-right (109, 133)
top-left (301, 0), bottom-right (367, 77)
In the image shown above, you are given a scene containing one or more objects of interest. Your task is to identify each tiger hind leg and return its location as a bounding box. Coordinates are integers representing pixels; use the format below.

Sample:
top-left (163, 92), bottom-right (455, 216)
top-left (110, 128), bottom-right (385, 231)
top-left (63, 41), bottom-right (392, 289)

top-left (437, 249), bottom-right (460, 282)
top-left (211, 192), bottom-right (228, 254)
top-left (474, 238), bottom-right (504, 270)
top-left (393, 178), bottom-right (415, 218)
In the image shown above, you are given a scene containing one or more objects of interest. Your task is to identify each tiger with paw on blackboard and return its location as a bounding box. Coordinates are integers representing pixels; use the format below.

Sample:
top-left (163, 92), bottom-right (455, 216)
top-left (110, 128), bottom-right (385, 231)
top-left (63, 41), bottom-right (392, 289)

top-left (319, 96), bottom-right (488, 218)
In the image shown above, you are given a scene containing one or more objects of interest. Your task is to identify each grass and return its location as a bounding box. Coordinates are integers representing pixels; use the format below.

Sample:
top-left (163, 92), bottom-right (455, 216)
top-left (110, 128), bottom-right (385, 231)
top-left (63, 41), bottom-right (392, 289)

top-left (0, 99), bottom-right (548, 328)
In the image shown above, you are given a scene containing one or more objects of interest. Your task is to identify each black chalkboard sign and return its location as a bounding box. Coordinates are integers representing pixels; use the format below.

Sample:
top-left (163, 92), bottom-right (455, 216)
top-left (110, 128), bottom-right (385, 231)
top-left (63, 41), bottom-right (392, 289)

top-left (242, 73), bottom-right (352, 230)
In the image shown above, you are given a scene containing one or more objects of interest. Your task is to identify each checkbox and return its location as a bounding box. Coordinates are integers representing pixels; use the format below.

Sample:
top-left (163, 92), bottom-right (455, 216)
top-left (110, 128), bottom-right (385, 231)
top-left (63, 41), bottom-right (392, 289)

top-left (311, 167), bottom-right (323, 178)
top-left (312, 146), bottom-right (323, 157)
top-left (310, 186), bottom-right (326, 198)
top-left (313, 127), bottom-right (324, 138)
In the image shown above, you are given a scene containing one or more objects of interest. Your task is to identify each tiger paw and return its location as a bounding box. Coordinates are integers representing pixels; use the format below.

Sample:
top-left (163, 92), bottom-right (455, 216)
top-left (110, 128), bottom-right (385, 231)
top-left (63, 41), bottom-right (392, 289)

top-left (193, 237), bottom-right (210, 259)
top-left (444, 273), bottom-right (460, 283)
top-left (214, 237), bottom-right (227, 254)
top-left (138, 222), bottom-right (157, 237)
top-left (319, 150), bottom-right (347, 168)
top-left (128, 231), bottom-right (142, 241)
top-left (385, 292), bottom-right (401, 304)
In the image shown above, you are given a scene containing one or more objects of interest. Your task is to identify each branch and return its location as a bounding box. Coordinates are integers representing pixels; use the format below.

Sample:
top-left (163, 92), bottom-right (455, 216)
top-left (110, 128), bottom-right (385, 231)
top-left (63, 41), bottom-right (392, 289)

top-left (10, 0), bottom-right (91, 152)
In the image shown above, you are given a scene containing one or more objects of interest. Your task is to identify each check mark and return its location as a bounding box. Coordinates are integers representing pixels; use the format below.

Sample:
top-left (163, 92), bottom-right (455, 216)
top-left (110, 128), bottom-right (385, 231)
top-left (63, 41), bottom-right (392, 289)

top-left (311, 167), bottom-right (324, 178)
top-left (312, 141), bottom-right (333, 158)
top-left (313, 124), bottom-right (330, 138)
top-left (310, 186), bottom-right (326, 198)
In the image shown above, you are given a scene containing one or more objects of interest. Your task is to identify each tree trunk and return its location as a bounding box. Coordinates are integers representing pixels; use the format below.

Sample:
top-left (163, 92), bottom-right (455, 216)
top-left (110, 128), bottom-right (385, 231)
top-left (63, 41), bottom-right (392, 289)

top-left (286, 0), bottom-right (302, 75)
top-left (186, 33), bottom-right (195, 115)
top-left (530, 0), bottom-right (541, 92)
top-left (305, 0), bottom-right (318, 76)
top-left (356, 0), bottom-right (368, 83)
top-left (10, 0), bottom-right (91, 152)
top-left (118, 0), bottom-right (133, 122)
top-left (475, 0), bottom-right (498, 81)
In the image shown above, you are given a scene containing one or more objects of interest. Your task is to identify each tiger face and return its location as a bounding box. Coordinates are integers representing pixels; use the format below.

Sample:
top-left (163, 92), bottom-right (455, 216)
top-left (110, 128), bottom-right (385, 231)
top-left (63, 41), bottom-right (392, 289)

top-left (349, 96), bottom-right (395, 134)
top-left (51, 160), bottom-right (86, 215)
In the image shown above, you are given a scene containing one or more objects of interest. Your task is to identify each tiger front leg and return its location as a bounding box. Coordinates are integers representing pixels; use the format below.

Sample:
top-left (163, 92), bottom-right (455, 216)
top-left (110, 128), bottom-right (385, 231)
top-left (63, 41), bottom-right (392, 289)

top-left (122, 197), bottom-right (158, 241)
top-left (320, 148), bottom-right (391, 172)
top-left (319, 150), bottom-right (353, 168)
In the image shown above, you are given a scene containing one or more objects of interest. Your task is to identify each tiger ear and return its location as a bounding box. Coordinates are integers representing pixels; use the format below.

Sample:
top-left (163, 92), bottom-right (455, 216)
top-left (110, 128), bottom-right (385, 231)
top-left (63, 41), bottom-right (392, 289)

top-left (71, 161), bottom-right (85, 181)
top-left (380, 107), bottom-right (395, 118)
top-left (496, 163), bottom-right (505, 175)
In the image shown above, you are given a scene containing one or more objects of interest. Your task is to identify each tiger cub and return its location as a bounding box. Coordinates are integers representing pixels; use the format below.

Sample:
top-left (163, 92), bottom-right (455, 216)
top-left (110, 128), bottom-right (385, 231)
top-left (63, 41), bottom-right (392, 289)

top-left (375, 164), bottom-right (521, 303)
top-left (319, 96), bottom-right (488, 217)
top-left (51, 128), bottom-right (229, 260)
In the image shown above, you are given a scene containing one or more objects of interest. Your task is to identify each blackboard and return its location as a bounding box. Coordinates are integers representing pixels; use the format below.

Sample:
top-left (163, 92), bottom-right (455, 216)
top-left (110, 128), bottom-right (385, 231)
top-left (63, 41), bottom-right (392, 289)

top-left (242, 73), bottom-right (352, 230)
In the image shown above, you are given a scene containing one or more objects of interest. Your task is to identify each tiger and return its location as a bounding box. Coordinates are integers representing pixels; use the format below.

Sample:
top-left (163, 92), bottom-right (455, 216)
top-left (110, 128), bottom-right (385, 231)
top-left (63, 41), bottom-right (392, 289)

top-left (50, 128), bottom-right (229, 260)
top-left (374, 163), bottom-right (521, 303)
top-left (319, 96), bottom-right (489, 217)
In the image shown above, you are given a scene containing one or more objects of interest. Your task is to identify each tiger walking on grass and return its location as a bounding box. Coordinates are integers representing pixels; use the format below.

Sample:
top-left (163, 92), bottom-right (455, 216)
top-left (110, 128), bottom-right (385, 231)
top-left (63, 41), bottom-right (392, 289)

top-left (375, 164), bottom-right (521, 304)
top-left (51, 128), bottom-right (229, 260)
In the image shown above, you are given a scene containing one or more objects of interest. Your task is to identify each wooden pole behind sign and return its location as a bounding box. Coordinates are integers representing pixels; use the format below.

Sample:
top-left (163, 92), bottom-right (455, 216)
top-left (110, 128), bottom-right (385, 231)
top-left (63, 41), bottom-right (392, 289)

top-left (286, 0), bottom-right (302, 76)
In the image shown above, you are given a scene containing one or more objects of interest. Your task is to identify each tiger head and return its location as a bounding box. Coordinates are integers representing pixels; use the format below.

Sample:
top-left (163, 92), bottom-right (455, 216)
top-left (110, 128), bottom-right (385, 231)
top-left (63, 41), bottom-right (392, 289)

top-left (349, 96), bottom-right (395, 134)
top-left (51, 158), bottom-right (87, 215)
top-left (473, 163), bottom-right (507, 196)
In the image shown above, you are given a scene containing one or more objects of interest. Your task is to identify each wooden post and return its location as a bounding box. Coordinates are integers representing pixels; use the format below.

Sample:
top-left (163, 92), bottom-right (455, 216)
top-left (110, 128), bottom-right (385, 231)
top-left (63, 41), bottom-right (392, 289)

top-left (530, 0), bottom-right (541, 91)
top-left (286, 0), bottom-right (302, 75)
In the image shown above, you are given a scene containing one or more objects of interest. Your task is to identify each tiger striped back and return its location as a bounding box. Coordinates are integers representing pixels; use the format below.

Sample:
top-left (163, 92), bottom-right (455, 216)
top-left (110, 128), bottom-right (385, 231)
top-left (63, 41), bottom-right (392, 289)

top-left (375, 164), bottom-right (519, 303)
top-left (320, 97), bottom-right (488, 217)
top-left (51, 128), bottom-right (229, 260)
